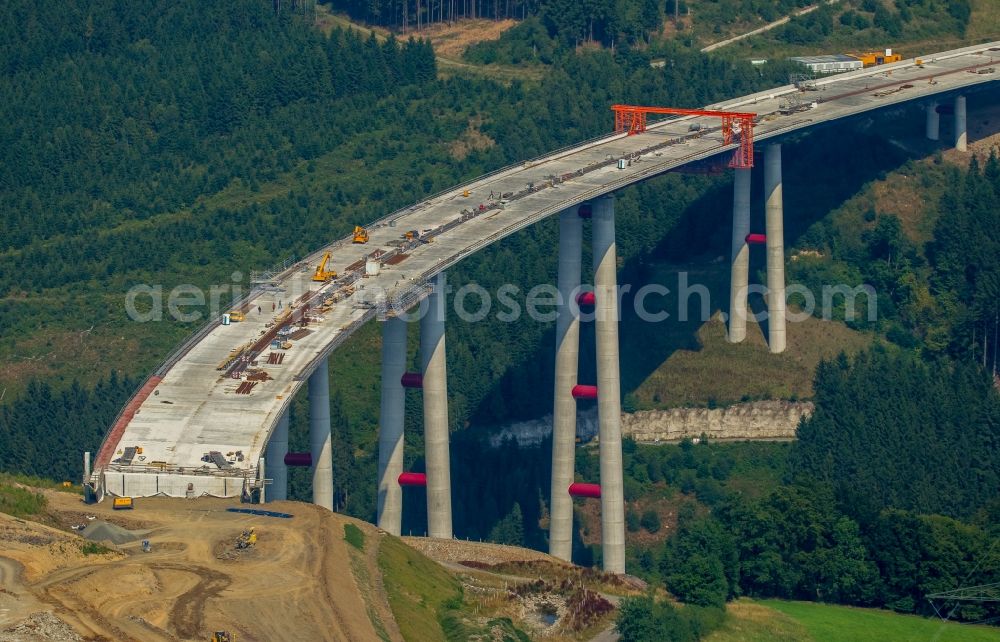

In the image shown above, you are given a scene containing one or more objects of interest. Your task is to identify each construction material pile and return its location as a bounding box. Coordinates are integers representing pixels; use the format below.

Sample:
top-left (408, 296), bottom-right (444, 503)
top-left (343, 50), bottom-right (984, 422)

top-left (80, 520), bottom-right (139, 545)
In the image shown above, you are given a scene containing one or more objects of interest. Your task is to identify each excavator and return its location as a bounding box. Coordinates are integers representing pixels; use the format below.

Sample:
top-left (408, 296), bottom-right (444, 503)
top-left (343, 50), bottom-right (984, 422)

top-left (352, 225), bottom-right (369, 244)
top-left (210, 633), bottom-right (235, 642)
top-left (235, 527), bottom-right (257, 549)
top-left (311, 252), bottom-right (337, 282)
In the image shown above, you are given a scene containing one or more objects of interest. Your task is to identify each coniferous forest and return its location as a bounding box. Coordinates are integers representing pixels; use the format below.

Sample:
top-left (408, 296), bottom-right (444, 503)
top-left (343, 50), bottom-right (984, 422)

top-left (0, 0), bottom-right (997, 633)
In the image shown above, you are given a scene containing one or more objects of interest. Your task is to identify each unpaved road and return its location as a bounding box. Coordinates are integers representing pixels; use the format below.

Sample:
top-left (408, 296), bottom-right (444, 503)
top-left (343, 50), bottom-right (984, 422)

top-left (0, 493), bottom-right (395, 641)
top-left (700, 1), bottom-right (842, 53)
top-left (0, 557), bottom-right (43, 628)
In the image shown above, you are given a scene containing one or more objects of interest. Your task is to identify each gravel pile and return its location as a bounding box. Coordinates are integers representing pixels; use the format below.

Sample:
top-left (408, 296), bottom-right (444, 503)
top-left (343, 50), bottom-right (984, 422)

top-left (0, 612), bottom-right (82, 642)
top-left (402, 537), bottom-right (557, 566)
top-left (80, 520), bottom-right (137, 545)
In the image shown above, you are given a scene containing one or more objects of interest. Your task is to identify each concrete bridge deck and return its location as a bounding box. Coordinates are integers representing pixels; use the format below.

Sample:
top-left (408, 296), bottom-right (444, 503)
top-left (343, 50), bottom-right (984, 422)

top-left (95, 42), bottom-right (999, 498)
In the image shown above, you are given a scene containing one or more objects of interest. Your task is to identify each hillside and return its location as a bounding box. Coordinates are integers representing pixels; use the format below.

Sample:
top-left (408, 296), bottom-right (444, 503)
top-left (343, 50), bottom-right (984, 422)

top-left (0, 481), bottom-right (643, 641)
top-left (628, 102), bottom-right (1000, 409)
top-left (697, 0), bottom-right (994, 59)
top-left (0, 491), bottom-right (391, 640)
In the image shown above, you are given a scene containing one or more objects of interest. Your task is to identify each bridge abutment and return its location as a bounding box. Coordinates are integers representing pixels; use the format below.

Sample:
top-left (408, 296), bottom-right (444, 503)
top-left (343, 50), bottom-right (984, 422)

top-left (422, 272), bottom-right (453, 539)
top-left (593, 196), bottom-right (626, 575)
top-left (549, 206), bottom-right (583, 562)
top-left (309, 358), bottom-right (334, 511)
top-left (764, 144), bottom-right (787, 354)
top-left (728, 167), bottom-right (752, 343)
top-left (377, 317), bottom-right (407, 535)
top-left (264, 408), bottom-right (289, 501)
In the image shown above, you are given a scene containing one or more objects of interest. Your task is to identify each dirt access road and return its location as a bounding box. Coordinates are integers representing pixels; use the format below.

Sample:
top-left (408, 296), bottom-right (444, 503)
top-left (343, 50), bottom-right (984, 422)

top-left (0, 492), bottom-right (391, 641)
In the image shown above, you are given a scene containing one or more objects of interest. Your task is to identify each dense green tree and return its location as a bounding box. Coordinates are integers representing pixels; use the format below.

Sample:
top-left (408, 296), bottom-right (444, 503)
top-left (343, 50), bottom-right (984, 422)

top-left (929, 154), bottom-right (1000, 363)
top-left (867, 510), bottom-right (1000, 618)
top-left (0, 374), bottom-right (136, 481)
top-left (794, 348), bottom-right (1000, 522)
top-left (641, 509), bottom-right (661, 533)
top-left (626, 507), bottom-right (641, 533)
top-left (616, 595), bottom-right (724, 642)
top-left (330, 391), bottom-right (355, 512)
top-left (488, 501), bottom-right (525, 546)
top-left (661, 507), bottom-right (736, 607)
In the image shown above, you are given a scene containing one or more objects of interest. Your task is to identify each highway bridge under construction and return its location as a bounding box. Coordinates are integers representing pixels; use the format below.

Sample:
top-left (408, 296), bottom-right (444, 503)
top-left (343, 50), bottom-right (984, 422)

top-left (87, 42), bottom-right (1000, 573)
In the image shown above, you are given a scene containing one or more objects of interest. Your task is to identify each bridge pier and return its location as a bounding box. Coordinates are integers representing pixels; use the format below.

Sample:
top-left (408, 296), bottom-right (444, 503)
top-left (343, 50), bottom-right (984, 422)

top-left (308, 358), bottom-right (334, 511)
top-left (728, 167), bottom-right (752, 343)
top-left (926, 102), bottom-right (940, 141)
top-left (422, 272), bottom-right (453, 539)
top-left (593, 196), bottom-right (626, 575)
top-left (264, 408), bottom-right (289, 501)
top-left (549, 206), bottom-right (583, 563)
top-left (377, 317), bottom-right (407, 535)
top-left (955, 95), bottom-right (967, 152)
top-left (764, 144), bottom-right (787, 354)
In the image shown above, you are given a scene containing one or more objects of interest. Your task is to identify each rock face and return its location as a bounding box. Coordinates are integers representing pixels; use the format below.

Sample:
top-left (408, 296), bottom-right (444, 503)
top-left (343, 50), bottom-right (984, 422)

top-left (621, 400), bottom-right (812, 443)
top-left (488, 401), bottom-right (812, 447)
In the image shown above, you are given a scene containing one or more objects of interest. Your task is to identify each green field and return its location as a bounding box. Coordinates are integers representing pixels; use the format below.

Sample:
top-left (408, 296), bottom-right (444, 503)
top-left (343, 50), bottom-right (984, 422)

top-left (753, 600), bottom-right (1000, 642)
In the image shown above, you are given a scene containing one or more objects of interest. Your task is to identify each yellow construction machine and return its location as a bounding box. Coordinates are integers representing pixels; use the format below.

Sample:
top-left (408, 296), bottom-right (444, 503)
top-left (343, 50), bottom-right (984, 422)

top-left (312, 252), bottom-right (337, 282)
top-left (352, 225), bottom-right (369, 243)
top-left (210, 632), bottom-right (236, 642)
top-left (235, 528), bottom-right (257, 549)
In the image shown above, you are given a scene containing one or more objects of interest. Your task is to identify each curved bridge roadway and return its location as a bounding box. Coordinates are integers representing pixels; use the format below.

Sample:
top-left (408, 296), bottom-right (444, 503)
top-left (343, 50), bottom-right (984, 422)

top-left (94, 42), bottom-right (1000, 498)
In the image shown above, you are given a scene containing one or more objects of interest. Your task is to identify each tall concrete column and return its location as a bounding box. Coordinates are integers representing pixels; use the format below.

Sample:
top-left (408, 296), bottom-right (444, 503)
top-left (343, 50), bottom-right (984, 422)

top-left (764, 144), bottom-right (787, 354)
top-left (422, 273), bottom-right (452, 539)
top-left (308, 358), bottom-right (334, 511)
top-left (592, 196), bottom-right (626, 575)
top-left (377, 316), bottom-right (407, 535)
top-left (926, 102), bottom-right (940, 141)
top-left (955, 95), bottom-right (967, 152)
top-left (549, 206), bottom-right (583, 562)
top-left (728, 168), bottom-right (752, 343)
top-left (264, 408), bottom-right (289, 501)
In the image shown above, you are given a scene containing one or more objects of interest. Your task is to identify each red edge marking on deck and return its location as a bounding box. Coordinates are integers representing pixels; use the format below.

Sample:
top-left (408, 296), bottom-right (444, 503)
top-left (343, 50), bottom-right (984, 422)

top-left (95, 376), bottom-right (163, 468)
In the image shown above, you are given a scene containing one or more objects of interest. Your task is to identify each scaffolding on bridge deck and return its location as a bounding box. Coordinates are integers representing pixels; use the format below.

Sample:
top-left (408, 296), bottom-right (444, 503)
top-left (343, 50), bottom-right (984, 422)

top-left (611, 104), bottom-right (757, 168)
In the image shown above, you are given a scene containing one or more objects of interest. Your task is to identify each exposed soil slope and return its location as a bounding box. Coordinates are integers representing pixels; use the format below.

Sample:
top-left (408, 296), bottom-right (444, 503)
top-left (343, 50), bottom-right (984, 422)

top-left (0, 492), bottom-right (392, 641)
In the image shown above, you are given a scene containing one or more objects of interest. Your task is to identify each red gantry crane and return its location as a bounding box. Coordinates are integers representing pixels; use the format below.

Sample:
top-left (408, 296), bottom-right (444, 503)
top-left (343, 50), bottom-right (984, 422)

top-left (611, 105), bottom-right (757, 168)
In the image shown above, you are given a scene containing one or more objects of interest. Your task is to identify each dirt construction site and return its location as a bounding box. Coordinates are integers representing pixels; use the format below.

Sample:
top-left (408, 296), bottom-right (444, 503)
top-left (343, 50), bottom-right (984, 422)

top-left (0, 491), bottom-right (391, 641)
top-left (0, 489), bottom-right (636, 642)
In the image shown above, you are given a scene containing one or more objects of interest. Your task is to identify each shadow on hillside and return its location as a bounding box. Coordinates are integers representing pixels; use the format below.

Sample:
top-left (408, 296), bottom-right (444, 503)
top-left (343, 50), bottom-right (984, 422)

top-left (467, 103), bottom-right (945, 426)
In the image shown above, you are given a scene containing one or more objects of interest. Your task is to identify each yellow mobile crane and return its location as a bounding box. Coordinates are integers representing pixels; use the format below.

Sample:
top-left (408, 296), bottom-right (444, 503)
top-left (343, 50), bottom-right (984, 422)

top-left (312, 252), bottom-right (337, 282)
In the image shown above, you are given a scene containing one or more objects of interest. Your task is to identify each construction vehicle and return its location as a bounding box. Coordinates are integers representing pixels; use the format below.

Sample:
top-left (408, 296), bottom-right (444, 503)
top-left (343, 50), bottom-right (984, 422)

top-left (211, 633), bottom-right (236, 642)
top-left (312, 252), bottom-right (337, 282)
top-left (352, 225), bottom-right (369, 243)
top-left (227, 310), bottom-right (245, 322)
top-left (852, 49), bottom-right (902, 67)
top-left (113, 496), bottom-right (134, 510)
top-left (235, 528), bottom-right (257, 549)
top-left (404, 229), bottom-right (431, 243)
